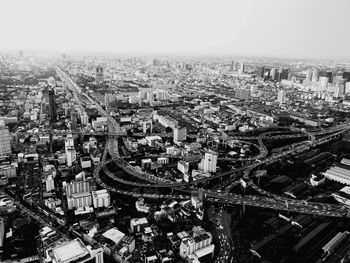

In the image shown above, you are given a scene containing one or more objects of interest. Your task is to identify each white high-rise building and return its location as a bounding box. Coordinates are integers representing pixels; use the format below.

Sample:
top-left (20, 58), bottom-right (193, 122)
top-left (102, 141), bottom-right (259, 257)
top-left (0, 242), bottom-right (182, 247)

top-left (203, 151), bottom-right (217, 173)
top-left (91, 189), bottom-right (110, 208)
top-left (319, 76), bottom-right (329, 91)
top-left (312, 68), bottom-right (319, 82)
top-left (277, 90), bottom-right (286, 104)
top-left (0, 121), bottom-right (11, 157)
top-left (65, 134), bottom-right (76, 167)
top-left (334, 77), bottom-right (345, 98)
top-left (174, 127), bottom-right (187, 143)
top-left (238, 62), bottom-right (245, 74)
top-left (305, 69), bottom-right (312, 82)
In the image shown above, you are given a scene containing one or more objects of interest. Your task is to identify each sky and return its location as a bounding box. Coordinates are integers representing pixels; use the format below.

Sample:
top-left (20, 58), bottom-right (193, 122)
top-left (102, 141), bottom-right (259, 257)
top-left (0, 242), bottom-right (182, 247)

top-left (1, 0), bottom-right (350, 59)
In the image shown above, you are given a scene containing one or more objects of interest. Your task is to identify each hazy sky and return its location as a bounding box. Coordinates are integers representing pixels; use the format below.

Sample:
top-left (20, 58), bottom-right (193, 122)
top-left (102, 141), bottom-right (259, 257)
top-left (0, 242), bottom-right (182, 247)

top-left (1, 0), bottom-right (350, 59)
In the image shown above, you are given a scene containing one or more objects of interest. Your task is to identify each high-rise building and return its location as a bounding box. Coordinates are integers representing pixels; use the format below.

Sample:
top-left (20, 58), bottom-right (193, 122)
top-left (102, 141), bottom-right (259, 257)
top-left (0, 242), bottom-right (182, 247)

top-left (277, 90), bottom-right (286, 104)
top-left (48, 88), bottom-right (57, 121)
top-left (270, 68), bottom-right (277, 81)
top-left (256, 66), bottom-right (265, 78)
top-left (305, 69), bottom-right (313, 81)
top-left (174, 127), bottom-right (187, 143)
top-left (203, 151), bottom-right (217, 173)
top-left (65, 134), bottom-right (76, 167)
top-left (278, 68), bottom-right (289, 81)
top-left (0, 121), bottom-right (11, 157)
top-left (230, 61), bottom-right (235, 71)
top-left (319, 71), bottom-right (333, 83)
top-left (238, 62), bottom-right (245, 74)
top-left (66, 180), bottom-right (92, 210)
top-left (91, 189), bottom-right (110, 208)
top-left (342, 72), bottom-right (350, 82)
top-left (95, 66), bottom-right (104, 85)
top-left (70, 110), bottom-right (78, 130)
top-left (334, 77), bottom-right (345, 98)
top-left (319, 76), bottom-right (329, 90)
top-left (312, 68), bottom-right (319, 82)
top-left (104, 92), bottom-right (115, 107)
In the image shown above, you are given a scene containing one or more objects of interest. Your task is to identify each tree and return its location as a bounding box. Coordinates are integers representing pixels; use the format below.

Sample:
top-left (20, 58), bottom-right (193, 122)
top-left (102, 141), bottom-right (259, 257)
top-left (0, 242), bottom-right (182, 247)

top-left (165, 127), bottom-right (173, 133)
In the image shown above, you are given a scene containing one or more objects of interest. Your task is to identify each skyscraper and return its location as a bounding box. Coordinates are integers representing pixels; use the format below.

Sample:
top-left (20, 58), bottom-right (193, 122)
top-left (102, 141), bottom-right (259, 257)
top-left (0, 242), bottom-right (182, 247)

top-left (334, 77), bottom-right (345, 97)
top-left (48, 88), bottom-right (57, 122)
top-left (203, 151), bottom-right (217, 173)
top-left (95, 66), bottom-right (104, 85)
top-left (319, 76), bottom-right (329, 90)
top-left (0, 121), bottom-right (11, 157)
top-left (238, 62), bottom-right (245, 74)
top-left (342, 72), bottom-right (350, 82)
top-left (230, 60), bottom-right (235, 71)
top-left (65, 134), bottom-right (76, 167)
top-left (319, 71), bottom-right (333, 83)
top-left (305, 69), bottom-right (313, 81)
top-left (270, 68), bottom-right (278, 81)
top-left (256, 66), bottom-right (265, 78)
top-left (312, 68), bottom-right (319, 82)
top-left (278, 68), bottom-right (289, 81)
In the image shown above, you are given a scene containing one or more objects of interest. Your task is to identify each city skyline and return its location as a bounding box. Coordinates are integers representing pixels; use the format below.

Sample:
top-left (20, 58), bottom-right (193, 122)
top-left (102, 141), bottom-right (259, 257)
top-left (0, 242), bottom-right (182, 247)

top-left (1, 0), bottom-right (350, 60)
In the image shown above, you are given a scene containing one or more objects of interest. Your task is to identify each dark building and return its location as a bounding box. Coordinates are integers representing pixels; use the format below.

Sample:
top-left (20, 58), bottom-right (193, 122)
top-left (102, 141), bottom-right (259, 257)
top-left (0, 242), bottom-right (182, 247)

top-left (277, 68), bottom-right (289, 81)
top-left (342, 72), bottom-right (350, 82)
top-left (256, 66), bottom-right (265, 78)
top-left (95, 66), bottom-right (104, 85)
top-left (70, 110), bottom-right (78, 130)
top-left (319, 70), bottom-right (333, 83)
top-left (48, 88), bottom-right (57, 121)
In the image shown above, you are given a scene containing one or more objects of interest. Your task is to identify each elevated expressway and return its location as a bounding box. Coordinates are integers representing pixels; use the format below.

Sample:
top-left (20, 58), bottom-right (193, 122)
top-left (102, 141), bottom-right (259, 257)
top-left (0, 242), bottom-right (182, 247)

top-left (58, 67), bottom-right (350, 217)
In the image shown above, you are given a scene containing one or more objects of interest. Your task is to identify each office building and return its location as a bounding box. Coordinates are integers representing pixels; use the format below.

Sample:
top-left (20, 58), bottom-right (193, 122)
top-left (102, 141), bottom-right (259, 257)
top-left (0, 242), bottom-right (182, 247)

top-left (92, 189), bottom-right (110, 208)
top-left (278, 68), bottom-right (289, 81)
top-left (65, 134), bottom-right (76, 167)
top-left (305, 69), bottom-right (312, 81)
top-left (238, 62), bottom-right (245, 74)
top-left (48, 88), bottom-right (57, 121)
top-left (230, 60), bottom-right (235, 71)
top-left (319, 76), bottom-right (329, 90)
top-left (70, 110), bottom-right (78, 130)
top-left (174, 127), bottom-right (187, 143)
top-left (277, 90), bottom-right (286, 104)
top-left (95, 66), bottom-right (104, 85)
top-left (256, 66), bottom-right (265, 78)
top-left (270, 68), bottom-right (277, 81)
top-left (66, 180), bottom-right (92, 210)
top-left (0, 121), bottom-right (11, 157)
top-left (342, 72), bottom-right (350, 82)
top-left (66, 180), bottom-right (91, 196)
top-left (203, 151), bottom-right (217, 173)
top-left (312, 68), bottom-right (319, 82)
top-left (319, 70), bottom-right (333, 83)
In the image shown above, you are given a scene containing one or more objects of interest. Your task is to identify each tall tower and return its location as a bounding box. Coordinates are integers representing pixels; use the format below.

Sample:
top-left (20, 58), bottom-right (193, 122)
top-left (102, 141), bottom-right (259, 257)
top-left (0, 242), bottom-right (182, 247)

top-left (305, 69), bottom-right (312, 81)
top-left (238, 62), bottom-right (245, 74)
top-left (203, 151), bottom-right (217, 173)
top-left (0, 121), bottom-right (11, 157)
top-left (95, 66), bottom-right (104, 85)
top-left (257, 66), bottom-right (265, 78)
top-left (230, 61), bottom-right (235, 71)
top-left (65, 134), bottom-right (76, 167)
top-left (48, 88), bottom-right (57, 122)
top-left (312, 68), bottom-right (319, 82)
